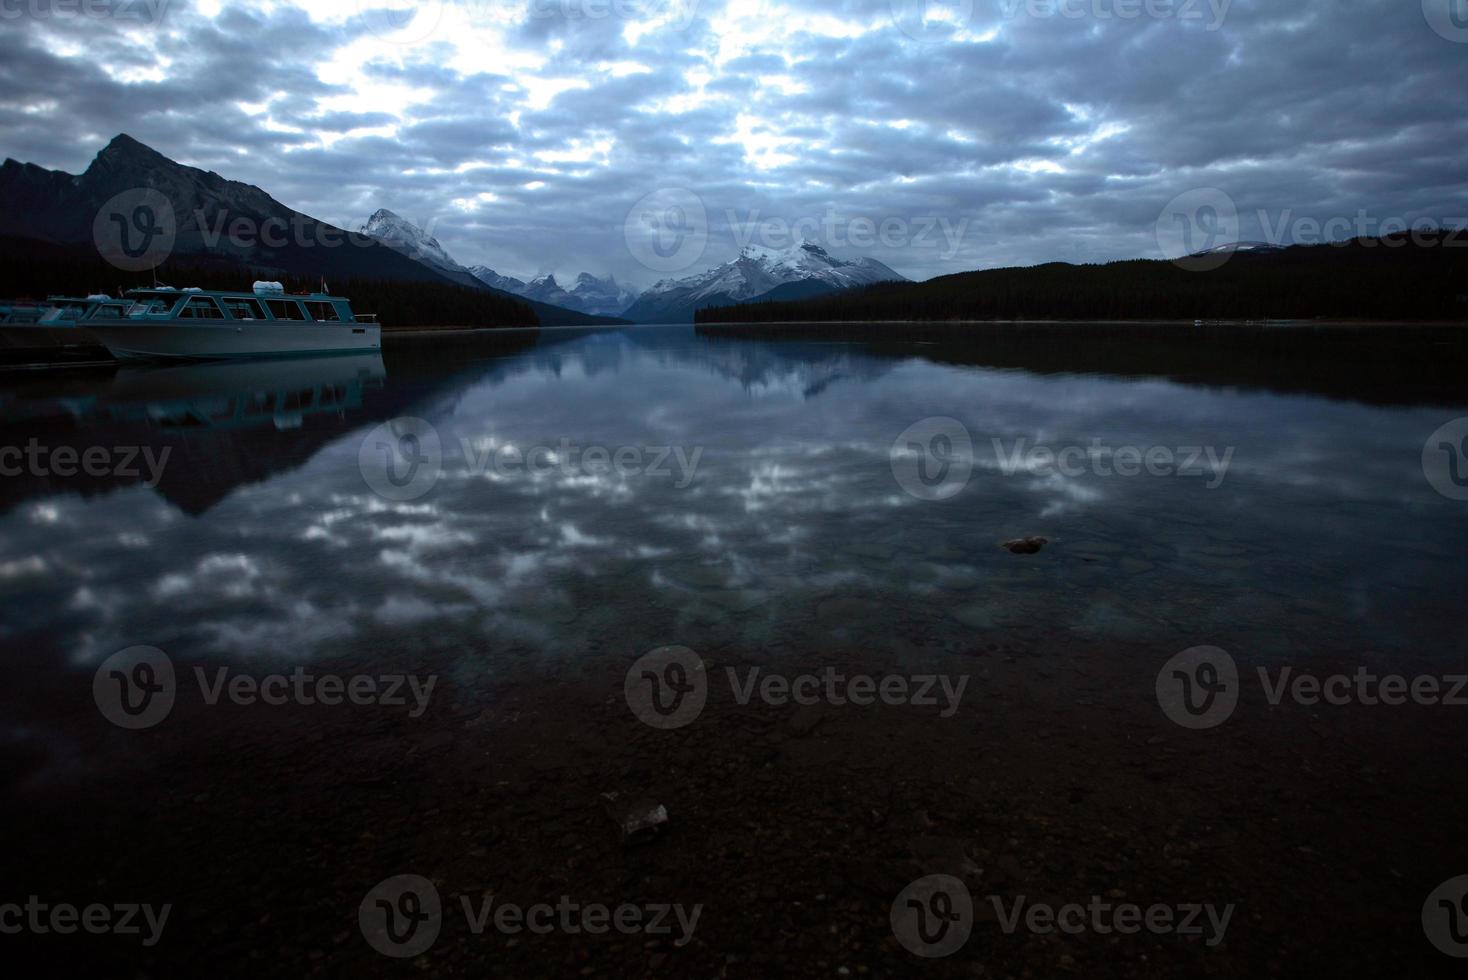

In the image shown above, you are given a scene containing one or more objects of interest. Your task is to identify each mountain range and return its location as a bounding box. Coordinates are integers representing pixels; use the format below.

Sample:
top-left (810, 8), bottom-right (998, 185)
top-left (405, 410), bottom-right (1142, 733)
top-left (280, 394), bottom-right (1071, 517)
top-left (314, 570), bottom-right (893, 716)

top-left (621, 242), bottom-right (907, 323)
top-left (372, 212), bottom-right (905, 321)
top-left (0, 135), bottom-right (619, 327)
top-left (0, 135), bottom-right (910, 325)
top-left (357, 209), bottom-right (635, 318)
top-left (697, 231), bottom-right (1468, 324)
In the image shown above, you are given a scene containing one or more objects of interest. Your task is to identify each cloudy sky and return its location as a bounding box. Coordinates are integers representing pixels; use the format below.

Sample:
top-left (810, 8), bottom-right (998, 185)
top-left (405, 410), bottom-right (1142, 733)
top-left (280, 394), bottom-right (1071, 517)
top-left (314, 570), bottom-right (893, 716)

top-left (1, 0), bottom-right (1465, 288)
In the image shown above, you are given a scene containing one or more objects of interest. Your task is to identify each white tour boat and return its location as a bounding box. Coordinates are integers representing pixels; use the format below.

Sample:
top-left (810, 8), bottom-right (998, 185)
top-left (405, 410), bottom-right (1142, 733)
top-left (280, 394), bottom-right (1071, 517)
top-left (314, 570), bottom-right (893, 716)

top-left (81, 282), bottom-right (381, 361)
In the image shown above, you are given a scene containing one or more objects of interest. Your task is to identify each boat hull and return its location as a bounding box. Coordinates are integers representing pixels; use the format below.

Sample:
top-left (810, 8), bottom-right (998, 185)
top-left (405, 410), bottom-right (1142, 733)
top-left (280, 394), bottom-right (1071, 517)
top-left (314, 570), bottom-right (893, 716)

top-left (83, 319), bottom-right (381, 361)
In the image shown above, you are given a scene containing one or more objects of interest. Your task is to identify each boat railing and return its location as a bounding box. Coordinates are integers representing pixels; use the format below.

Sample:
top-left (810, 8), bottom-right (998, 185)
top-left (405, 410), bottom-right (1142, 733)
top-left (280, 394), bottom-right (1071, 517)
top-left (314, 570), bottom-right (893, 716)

top-left (353, 313), bottom-right (379, 323)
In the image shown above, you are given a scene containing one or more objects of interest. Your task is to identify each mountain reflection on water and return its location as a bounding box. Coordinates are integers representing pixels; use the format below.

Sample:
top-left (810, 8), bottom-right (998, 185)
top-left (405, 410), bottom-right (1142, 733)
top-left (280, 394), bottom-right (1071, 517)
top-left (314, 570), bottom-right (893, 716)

top-left (1, 324), bottom-right (1464, 737)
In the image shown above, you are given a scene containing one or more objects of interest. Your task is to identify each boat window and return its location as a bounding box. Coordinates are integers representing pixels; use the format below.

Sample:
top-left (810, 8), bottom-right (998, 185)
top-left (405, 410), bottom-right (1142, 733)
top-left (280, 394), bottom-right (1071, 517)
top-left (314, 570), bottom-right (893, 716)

top-left (179, 296), bottom-right (225, 319)
top-left (221, 296), bottom-right (266, 320)
top-left (94, 304), bottom-right (126, 317)
top-left (304, 301), bottom-right (341, 322)
top-left (266, 299), bottom-right (306, 321)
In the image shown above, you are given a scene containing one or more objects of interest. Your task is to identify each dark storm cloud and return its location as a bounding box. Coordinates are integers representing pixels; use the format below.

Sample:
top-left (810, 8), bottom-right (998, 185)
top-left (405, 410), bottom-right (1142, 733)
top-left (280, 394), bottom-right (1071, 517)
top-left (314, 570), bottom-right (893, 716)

top-left (1, 0), bottom-right (1464, 287)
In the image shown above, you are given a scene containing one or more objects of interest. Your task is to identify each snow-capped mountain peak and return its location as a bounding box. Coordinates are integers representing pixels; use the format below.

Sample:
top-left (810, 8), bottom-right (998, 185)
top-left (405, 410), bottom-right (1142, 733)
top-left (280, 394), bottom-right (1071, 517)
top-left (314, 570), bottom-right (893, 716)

top-left (466, 267), bottom-right (633, 318)
top-left (622, 240), bottom-right (907, 322)
top-left (359, 208), bottom-right (467, 276)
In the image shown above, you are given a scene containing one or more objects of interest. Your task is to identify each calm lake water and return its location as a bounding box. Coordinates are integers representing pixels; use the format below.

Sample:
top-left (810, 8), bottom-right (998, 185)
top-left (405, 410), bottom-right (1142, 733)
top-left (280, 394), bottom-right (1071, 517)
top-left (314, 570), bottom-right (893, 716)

top-left (4, 322), bottom-right (1468, 977)
top-left (1, 322), bottom-right (1466, 775)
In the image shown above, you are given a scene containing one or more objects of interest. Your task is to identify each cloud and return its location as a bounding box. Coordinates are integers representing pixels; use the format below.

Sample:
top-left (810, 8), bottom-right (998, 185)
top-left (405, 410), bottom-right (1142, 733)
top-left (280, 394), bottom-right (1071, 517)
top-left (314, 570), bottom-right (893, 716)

top-left (1, 0), bottom-right (1465, 288)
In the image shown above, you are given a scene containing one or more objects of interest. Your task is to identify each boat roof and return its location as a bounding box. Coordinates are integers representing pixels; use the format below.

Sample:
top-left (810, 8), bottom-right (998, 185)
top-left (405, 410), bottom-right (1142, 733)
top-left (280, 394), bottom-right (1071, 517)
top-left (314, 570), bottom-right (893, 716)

top-left (124, 287), bottom-right (347, 301)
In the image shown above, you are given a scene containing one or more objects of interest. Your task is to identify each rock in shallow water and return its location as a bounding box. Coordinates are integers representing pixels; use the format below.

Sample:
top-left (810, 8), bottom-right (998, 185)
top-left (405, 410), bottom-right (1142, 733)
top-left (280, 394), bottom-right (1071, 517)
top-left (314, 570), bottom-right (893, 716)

top-left (1001, 536), bottom-right (1049, 555)
top-left (601, 793), bottom-right (669, 844)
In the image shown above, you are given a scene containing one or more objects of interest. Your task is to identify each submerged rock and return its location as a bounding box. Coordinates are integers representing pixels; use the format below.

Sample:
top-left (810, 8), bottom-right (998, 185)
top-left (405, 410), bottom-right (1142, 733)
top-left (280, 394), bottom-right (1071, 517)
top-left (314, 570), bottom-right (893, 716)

top-left (1001, 536), bottom-right (1049, 555)
top-left (601, 792), bottom-right (668, 844)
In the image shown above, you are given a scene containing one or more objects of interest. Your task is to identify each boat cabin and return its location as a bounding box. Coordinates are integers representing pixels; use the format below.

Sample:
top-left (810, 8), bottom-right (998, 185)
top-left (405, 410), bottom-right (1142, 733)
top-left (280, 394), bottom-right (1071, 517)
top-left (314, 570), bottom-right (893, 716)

top-left (39, 295), bottom-right (133, 324)
top-left (116, 285), bottom-right (370, 324)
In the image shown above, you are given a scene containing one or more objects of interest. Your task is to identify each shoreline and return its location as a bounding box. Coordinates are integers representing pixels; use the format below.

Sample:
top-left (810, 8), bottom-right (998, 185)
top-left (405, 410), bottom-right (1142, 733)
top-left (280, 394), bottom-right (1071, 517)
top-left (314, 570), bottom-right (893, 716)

top-left (5, 637), bottom-right (1464, 977)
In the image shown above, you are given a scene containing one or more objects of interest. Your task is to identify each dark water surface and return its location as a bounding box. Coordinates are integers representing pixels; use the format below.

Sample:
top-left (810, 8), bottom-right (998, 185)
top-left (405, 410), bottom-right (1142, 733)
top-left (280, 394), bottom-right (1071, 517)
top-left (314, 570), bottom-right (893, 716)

top-left (4, 324), bottom-right (1464, 679)
top-left (2, 323), bottom-right (1466, 976)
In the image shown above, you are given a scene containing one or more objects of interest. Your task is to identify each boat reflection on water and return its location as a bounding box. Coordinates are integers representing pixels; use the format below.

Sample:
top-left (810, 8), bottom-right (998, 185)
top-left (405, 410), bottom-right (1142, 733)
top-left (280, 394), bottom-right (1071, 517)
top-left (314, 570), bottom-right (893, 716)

top-left (0, 352), bottom-right (388, 517)
top-left (94, 351), bottom-right (387, 430)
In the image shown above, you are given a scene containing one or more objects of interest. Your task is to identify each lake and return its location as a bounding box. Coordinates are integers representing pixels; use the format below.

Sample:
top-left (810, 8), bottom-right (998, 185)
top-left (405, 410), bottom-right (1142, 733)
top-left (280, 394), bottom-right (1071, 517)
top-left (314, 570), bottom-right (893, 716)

top-left (2, 322), bottom-right (1466, 977)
